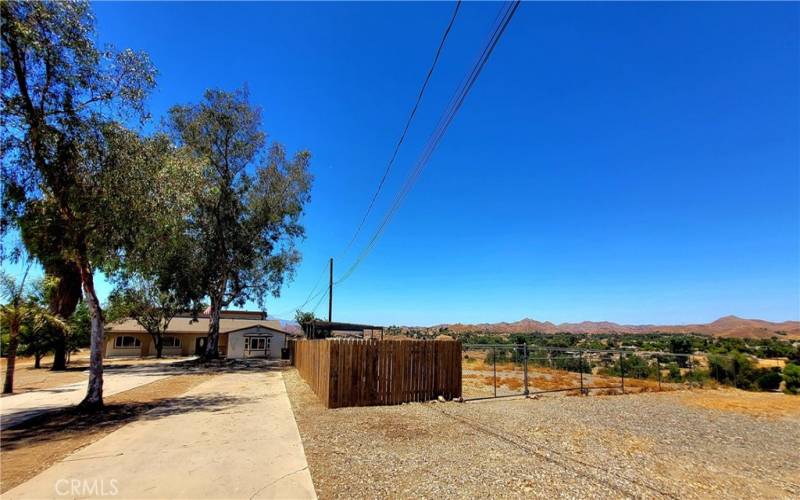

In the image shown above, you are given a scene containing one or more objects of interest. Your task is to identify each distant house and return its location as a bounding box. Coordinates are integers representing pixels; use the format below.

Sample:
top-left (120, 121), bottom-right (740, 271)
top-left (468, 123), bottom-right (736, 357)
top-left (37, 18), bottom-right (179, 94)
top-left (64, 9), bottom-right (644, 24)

top-left (105, 310), bottom-right (299, 359)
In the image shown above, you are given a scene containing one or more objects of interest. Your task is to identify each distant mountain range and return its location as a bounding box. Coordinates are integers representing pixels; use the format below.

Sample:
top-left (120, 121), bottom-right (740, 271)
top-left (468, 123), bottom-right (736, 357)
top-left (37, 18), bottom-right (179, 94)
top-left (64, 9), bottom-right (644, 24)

top-left (421, 315), bottom-right (800, 339)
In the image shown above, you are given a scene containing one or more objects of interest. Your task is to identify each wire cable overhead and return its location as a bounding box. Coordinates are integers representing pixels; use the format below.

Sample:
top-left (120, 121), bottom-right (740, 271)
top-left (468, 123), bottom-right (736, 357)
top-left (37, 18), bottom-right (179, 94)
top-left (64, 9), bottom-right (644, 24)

top-left (342, 0), bottom-right (463, 256)
top-left (278, 1), bottom-right (465, 316)
top-left (336, 0), bottom-right (521, 285)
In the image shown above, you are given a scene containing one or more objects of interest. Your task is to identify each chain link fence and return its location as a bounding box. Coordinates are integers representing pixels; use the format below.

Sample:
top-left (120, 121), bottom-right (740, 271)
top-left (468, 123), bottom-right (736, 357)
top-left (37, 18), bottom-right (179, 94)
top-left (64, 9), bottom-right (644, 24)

top-left (462, 344), bottom-right (709, 401)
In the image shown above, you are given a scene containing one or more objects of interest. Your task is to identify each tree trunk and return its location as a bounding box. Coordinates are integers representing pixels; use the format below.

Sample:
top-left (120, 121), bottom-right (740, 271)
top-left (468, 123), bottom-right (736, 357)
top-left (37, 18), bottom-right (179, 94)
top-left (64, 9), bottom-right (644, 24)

top-left (34, 353), bottom-right (42, 369)
top-left (78, 263), bottom-right (105, 410)
top-left (154, 334), bottom-right (163, 359)
top-left (2, 319), bottom-right (20, 394)
top-left (40, 253), bottom-right (82, 371)
top-left (203, 299), bottom-right (222, 360)
top-left (51, 340), bottom-right (68, 371)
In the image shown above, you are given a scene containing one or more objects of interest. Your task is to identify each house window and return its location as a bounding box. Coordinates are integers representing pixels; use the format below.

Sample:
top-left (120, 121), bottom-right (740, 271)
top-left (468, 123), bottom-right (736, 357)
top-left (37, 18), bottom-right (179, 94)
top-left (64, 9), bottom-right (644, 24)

top-left (245, 337), bottom-right (269, 350)
top-left (162, 336), bottom-right (181, 348)
top-left (114, 336), bottom-right (141, 349)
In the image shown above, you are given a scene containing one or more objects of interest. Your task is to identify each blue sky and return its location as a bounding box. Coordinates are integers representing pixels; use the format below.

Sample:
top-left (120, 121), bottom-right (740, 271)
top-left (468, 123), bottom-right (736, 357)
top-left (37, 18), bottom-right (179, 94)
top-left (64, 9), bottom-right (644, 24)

top-left (4, 2), bottom-right (799, 326)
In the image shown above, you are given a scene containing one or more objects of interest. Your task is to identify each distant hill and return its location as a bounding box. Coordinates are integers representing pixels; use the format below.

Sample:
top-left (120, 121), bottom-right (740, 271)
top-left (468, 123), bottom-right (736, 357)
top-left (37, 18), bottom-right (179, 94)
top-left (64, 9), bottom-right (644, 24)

top-left (420, 315), bottom-right (800, 339)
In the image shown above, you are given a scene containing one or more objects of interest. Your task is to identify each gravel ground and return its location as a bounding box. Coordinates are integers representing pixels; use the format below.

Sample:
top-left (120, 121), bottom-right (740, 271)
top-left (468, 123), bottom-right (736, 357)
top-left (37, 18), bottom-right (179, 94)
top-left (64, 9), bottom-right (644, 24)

top-left (284, 369), bottom-right (800, 499)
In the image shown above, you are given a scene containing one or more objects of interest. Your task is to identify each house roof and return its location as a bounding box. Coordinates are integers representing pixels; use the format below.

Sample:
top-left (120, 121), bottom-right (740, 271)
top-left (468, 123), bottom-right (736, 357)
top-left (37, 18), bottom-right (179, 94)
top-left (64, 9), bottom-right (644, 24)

top-left (106, 317), bottom-right (289, 335)
top-left (225, 324), bottom-right (300, 337)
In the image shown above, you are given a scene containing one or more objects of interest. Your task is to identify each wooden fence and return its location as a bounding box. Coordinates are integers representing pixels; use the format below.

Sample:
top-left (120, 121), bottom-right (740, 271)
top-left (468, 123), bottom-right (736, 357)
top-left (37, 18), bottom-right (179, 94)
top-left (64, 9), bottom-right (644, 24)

top-left (291, 338), bottom-right (462, 408)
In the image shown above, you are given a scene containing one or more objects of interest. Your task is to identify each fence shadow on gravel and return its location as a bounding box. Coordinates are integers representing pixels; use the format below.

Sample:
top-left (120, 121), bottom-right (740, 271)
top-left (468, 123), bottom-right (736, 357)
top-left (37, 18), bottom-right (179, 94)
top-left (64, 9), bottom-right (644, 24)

top-left (290, 338), bottom-right (462, 408)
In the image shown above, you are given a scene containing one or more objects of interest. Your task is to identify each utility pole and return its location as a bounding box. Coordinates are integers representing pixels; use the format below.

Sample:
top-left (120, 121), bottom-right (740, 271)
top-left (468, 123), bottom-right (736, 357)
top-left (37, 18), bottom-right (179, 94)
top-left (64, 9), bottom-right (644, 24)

top-left (328, 257), bottom-right (333, 323)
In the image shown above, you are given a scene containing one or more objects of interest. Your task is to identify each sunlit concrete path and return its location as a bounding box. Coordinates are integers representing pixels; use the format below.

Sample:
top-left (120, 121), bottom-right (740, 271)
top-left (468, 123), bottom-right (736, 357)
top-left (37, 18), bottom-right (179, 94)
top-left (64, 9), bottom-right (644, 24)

top-left (0, 359), bottom-right (189, 430)
top-left (4, 370), bottom-right (317, 499)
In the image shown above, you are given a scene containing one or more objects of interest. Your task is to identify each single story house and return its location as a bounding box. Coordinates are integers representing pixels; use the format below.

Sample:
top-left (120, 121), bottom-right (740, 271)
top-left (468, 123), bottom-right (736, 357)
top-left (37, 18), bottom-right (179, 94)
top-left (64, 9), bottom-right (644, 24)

top-left (105, 310), bottom-right (299, 359)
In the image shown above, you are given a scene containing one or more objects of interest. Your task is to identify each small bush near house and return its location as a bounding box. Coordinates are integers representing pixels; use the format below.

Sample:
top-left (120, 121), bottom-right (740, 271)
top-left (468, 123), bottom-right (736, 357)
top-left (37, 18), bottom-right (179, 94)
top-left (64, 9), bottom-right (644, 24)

top-left (783, 363), bottom-right (800, 394)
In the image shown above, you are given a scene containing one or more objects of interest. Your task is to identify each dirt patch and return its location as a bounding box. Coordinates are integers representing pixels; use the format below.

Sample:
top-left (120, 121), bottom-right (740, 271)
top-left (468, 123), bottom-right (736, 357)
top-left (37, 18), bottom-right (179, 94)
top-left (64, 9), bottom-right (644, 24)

top-left (0, 373), bottom-right (214, 493)
top-left (678, 388), bottom-right (800, 419)
top-left (0, 366), bottom-right (87, 395)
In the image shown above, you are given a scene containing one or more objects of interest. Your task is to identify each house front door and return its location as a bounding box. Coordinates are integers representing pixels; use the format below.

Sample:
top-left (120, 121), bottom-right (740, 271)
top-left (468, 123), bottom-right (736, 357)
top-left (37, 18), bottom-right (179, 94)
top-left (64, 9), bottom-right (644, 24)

top-left (244, 336), bottom-right (270, 358)
top-left (195, 337), bottom-right (206, 356)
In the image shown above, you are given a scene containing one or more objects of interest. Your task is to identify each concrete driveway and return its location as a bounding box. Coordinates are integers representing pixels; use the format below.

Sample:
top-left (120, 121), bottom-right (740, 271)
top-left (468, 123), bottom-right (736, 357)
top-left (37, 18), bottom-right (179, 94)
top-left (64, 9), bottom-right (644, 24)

top-left (4, 370), bottom-right (317, 499)
top-left (0, 360), bottom-right (189, 429)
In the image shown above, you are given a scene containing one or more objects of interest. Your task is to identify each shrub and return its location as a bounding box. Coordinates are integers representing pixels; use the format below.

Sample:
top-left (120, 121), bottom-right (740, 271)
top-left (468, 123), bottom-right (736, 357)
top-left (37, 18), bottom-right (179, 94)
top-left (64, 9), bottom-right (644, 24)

top-left (484, 349), bottom-right (510, 364)
top-left (756, 370), bottom-right (783, 391)
top-left (684, 368), bottom-right (710, 386)
top-left (708, 351), bottom-right (757, 389)
top-left (552, 355), bottom-right (592, 374)
top-left (667, 362), bottom-right (682, 382)
top-left (783, 363), bottom-right (800, 394)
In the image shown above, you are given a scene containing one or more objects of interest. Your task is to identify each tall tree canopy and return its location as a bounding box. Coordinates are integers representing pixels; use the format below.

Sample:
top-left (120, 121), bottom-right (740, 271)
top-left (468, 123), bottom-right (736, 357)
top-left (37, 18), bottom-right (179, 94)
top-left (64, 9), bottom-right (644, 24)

top-left (168, 88), bottom-right (312, 359)
top-left (1, 1), bottom-right (197, 408)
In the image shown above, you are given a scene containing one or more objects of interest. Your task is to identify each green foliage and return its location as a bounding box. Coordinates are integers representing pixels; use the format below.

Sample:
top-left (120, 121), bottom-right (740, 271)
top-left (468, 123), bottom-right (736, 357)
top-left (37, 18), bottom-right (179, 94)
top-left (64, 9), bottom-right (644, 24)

top-left (295, 310), bottom-right (316, 326)
top-left (484, 348), bottom-right (510, 364)
top-left (684, 368), bottom-right (710, 386)
top-left (67, 301), bottom-right (91, 352)
top-left (552, 355), bottom-right (592, 374)
top-left (16, 277), bottom-right (68, 365)
top-left (667, 362), bottom-right (682, 382)
top-left (167, 88), bottom-right (312, 357)
top-left (783, 363), bottom-right (800, 394)
top-left (707, 351), bottom-right (765, 390)
top-left (605, 354), bottom-right (656, 379)
top-left (0, 268), bottom-right (32, 358)
top-left (1, 1), bottom-right (158, 265)
top-left (755, 369), bottom-right (783, 391)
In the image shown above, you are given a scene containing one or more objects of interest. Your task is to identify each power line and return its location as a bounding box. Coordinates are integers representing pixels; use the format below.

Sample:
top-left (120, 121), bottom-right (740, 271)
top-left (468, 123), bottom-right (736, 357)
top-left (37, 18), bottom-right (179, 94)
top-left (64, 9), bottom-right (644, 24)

top-left (296, 262), bottom-right (329, 310)
top-left (278, 1), bottom-right (464, 318)
top-left (341, 1), bottom-right (463, 257)
top-left (311, 287), bottom-right (330, 315)
top-left (335, 0), bottom-right (521, 285)
top-left (269, 262), bottom-right (328, 318)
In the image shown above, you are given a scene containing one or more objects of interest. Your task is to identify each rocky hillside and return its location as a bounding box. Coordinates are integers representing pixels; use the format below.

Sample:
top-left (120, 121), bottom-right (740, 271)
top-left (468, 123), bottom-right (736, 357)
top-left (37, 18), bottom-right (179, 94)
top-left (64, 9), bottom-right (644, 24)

top-left (423, 315), bottom-right (800, 339)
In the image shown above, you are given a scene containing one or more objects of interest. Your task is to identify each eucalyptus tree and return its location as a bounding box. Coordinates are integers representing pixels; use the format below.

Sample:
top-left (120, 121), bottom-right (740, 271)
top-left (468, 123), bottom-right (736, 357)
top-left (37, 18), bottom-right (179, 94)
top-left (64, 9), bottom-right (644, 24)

top-left (0, 1), bottom-right (199, 407)
top-left (168, 88), bottom-right (312, 359)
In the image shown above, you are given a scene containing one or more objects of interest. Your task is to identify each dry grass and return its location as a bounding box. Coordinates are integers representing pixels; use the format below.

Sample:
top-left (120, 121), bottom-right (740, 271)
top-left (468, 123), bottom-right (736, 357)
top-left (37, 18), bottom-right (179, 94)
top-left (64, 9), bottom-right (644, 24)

top-left (678, 388), bottom-right (800, 419)
top-left (464, 363), bottom-right (687, 398)
top-left (0, 373), bottom-right (214, 493)
top-left (463, 373), bottom-right (524, 391)
top-left (756, 358), bottom-right (787, 369)
top-left (463, 358), bottom-right (522, 373)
